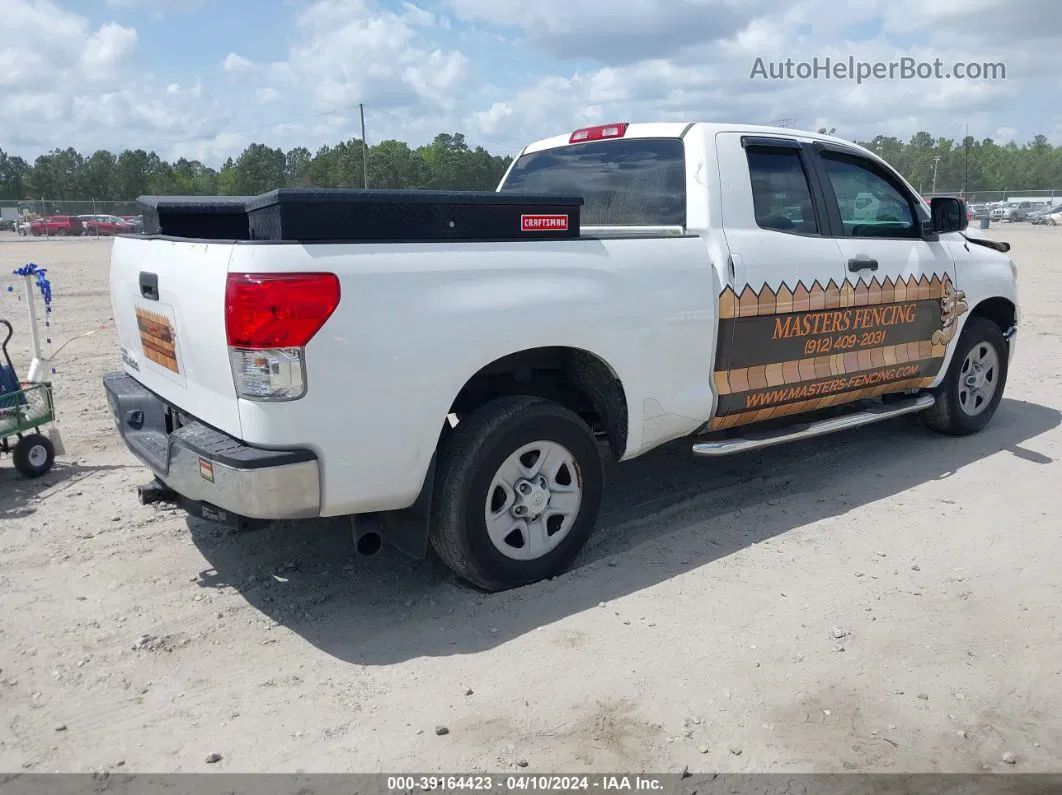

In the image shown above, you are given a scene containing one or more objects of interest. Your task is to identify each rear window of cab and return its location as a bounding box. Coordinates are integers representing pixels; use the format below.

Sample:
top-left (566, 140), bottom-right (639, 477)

top-left (500, 138), bottom-right (686, 227)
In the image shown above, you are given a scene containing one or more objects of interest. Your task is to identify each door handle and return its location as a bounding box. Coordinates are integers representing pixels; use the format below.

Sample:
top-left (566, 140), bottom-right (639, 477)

top-left (139, 271), bottom-right (159, 300)
top-left (847, 257), bottom-right (878, 272)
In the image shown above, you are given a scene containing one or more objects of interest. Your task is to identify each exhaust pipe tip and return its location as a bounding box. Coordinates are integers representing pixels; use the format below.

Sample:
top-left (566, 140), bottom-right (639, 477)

top-left (351, 516), bottom-right (385, 557)
top-left (138, 479), bottom-right (177, 506)
top-left (355, 530), bottom-right (383, 557)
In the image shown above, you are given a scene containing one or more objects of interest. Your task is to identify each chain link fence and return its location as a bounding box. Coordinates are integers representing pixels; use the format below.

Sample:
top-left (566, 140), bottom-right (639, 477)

top-left (922, 188), bottom-right (1061, 204)
top-left (1, 200), bottom-right (144, 237)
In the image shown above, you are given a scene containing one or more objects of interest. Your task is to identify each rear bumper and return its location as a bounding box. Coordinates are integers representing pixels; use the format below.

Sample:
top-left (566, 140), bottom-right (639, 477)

top-left (102, 372), bottom-right (320, 520)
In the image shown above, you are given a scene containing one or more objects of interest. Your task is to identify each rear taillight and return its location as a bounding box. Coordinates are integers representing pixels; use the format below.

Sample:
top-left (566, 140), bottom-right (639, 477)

top-left (224, 272), bottom-right (340, 401)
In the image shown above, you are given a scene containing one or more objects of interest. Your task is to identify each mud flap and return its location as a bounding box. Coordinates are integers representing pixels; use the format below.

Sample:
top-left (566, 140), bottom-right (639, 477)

top-left (378, 453), bottom-right (436, 560)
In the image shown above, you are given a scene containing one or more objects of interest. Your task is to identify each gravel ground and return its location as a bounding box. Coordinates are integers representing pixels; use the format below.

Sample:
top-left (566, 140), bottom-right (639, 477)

top-left (0, 228), bottom-right (1059, 774)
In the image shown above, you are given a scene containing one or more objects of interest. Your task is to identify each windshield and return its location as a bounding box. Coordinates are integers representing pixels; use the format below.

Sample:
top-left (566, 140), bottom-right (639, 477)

top-left (499, 138), bottom-right (686, 226)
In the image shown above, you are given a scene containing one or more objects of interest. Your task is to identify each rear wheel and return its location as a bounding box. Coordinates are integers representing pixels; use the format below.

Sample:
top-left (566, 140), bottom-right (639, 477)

top-left (13, 433), bottom-right (55, 478)
top-left (429, 396), bottom-right (604, 591)
top-left (922, 317), bottom-right (1008, 435)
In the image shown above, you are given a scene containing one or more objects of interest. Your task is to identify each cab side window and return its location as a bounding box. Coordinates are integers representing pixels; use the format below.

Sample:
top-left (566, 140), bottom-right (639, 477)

top-left (746, 147), bottom-right (820, 235)
top-left (819, 152), bottom-right (918, 239)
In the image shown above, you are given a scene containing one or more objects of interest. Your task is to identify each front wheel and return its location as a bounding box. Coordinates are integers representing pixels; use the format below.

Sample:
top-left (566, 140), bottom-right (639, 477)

top-left (13, 433), bottom-right (55, 478)
top-left (429, 396), bottom-right (605, 591)
top-left (922, 317), bottom-right (1008, 435)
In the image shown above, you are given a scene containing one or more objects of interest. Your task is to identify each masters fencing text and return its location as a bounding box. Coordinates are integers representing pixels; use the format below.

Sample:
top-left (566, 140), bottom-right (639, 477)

top-left (744, 364), bottom-right (923, 408)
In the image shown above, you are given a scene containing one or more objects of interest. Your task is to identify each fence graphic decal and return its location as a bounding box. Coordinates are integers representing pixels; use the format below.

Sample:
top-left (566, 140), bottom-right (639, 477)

top-left (135, 307), bottom-right (180, 374)
top-left (710, 273), bottom-right (965, 430)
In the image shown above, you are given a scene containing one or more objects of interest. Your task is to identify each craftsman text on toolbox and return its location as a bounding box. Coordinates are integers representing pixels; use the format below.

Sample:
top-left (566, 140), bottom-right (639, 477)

top-left (749, 56), bottom-right (1007, 83)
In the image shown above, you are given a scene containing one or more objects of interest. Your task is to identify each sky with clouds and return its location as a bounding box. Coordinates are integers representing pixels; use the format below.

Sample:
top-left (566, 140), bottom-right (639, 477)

top-left (1, 0), bottom-right (1060, 166)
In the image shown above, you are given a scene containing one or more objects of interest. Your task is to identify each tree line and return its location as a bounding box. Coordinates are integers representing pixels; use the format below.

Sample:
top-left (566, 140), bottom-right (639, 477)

top-left (2, 129), bottom-right (1062, 204)
top-left (0, 133), bottom-right (511, 204)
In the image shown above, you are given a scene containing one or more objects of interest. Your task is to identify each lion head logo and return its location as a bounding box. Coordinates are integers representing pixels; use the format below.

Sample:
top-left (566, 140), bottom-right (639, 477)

top-left (931, 280), bottom-right (968, 346)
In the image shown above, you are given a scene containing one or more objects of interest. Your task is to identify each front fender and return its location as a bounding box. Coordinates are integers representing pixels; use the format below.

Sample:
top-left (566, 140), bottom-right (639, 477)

top-left (931, 241), bottom-right (1018, 387)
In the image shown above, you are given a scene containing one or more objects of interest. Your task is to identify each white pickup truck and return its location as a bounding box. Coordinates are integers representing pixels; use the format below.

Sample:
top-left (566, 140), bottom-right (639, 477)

top-left (103, 122), bottom-right (1018, 591)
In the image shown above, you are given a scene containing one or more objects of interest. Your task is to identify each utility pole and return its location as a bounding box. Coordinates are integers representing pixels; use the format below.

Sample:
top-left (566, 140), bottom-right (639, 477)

top-left (931, 155), bottom-right (941, 195)
top-left (360, 103), bottom-right (368, 189)
top-left (963, 123), bottom-right (970, 199)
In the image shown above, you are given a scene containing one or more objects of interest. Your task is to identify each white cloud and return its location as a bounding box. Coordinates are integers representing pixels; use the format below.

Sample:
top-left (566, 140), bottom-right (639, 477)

top-left (105, 0), bottom-right (203, 10)
top-left (222, 53), bottom-right (255, 73)
top-left (399, 2), bottom-right (436, 26)
top-left (0, 0), bottom-right (225, 157)
top-left (281, 0), bottom-right (471, 111)
top-left (82, 22), bottom-right (138, 74)
top-left (470, 101), bottom-right (514, 134)
top-left (452, 0), bottom-right (1054, 151)
top-left (1, 0), bottom-right (1058, 170)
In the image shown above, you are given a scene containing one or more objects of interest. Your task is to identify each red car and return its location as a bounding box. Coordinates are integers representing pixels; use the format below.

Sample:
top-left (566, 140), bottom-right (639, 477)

top-left (79, 215), bottom-right (133, 235)
top-left (29, 216), bottom-right (84, 236)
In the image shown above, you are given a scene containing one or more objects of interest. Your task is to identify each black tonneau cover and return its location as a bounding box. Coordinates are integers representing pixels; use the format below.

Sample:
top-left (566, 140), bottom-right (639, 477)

top-left (137, 188), bottom-right (583, 242)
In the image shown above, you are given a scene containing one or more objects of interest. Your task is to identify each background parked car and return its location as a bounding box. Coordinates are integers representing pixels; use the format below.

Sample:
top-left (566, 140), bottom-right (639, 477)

top-left (1038, 206), bottom-right (1062, 226)
top-left (1029, 203), bottom-right (1062, 224)
top-left (79, 214), bottom-right (134, 236)
top-left (1007, 202), bottom-right (1036, 222)
top-left (29, 215), bottom-right (84, 236)
top-left (119, 214), bottom-right (144, 233)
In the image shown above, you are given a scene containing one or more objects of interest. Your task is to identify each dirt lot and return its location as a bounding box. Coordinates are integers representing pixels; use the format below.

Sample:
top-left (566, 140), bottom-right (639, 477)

top-left (0, 228), bottom-right (1060, 775)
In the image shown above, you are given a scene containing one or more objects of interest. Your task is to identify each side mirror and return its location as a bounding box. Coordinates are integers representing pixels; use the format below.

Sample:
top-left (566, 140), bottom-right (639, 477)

top-left (930, 197), bottom-right (968, 233)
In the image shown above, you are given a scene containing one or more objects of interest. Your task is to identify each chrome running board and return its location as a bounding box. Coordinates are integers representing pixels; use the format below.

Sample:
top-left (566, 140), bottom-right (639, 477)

top-left (692, 394), bottom-right (936, 457)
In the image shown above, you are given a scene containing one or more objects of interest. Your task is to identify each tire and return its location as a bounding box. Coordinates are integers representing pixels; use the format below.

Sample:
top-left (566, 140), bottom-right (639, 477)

top-left (429, 396), bottom-right (605, 591)
top-left (922, 317), bottom-right (1008, 436)
top-left (13, 433), bottom-right (55, 478)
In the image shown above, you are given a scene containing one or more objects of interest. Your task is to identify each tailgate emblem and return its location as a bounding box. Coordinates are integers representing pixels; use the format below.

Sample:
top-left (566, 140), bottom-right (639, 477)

top-left (198, 458), bottom-right (214, 482)
top-left (135, 307), bottom-right (180, 374)
top-left (521, 214), bottom-right (568, 232)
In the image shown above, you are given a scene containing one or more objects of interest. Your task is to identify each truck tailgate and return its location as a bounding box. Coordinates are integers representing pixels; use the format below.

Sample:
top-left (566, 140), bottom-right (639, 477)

top-left (110, 236), bottom-right (243, 437)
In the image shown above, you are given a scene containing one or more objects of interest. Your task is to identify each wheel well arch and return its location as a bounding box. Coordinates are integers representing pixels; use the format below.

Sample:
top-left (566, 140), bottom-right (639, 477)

top-left (447, 346), bottom-right (630, 459)
top-left (968, 296), bottom-right (1016, 333)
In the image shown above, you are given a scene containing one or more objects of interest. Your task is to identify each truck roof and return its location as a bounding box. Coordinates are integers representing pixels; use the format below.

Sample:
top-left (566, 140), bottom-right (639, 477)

top-left (520, 122), bottom-right (882, 163)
